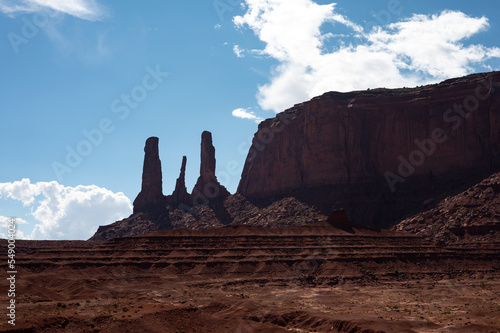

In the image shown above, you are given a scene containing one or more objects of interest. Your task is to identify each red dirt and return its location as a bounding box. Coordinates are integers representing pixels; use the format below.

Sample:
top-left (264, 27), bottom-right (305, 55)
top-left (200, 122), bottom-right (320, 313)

top-left (1, 222), bottom-right (498, 332)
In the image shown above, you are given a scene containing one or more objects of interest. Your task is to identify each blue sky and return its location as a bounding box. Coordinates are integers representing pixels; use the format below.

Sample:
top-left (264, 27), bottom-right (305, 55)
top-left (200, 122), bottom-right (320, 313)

top-left (1, 0), bottom-right (500, 240)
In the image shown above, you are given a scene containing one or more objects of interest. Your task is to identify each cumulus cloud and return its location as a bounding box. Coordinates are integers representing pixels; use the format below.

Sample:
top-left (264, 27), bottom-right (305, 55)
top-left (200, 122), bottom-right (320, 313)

top-left (0, 216), bottom-right (31, 239)
top-left (0, 178), bottom-right (42, 206)
top-left (0, 0), bottom-right (107, 21)
top-left (234, 1), bottom-right (500, 112)
top-left (232, 107), bottom-right (264, 123)
top-left (0, 179), bottom-right (132, 240)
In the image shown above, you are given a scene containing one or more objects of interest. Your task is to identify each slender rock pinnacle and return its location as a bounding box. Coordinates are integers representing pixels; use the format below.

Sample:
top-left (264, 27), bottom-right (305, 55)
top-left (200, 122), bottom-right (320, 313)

top-left (133, 137), bottom-right (165, 216)
top-left (170, 156), bottom-right (191, 207)
top-left (192, 131), bottom-right (229, 205)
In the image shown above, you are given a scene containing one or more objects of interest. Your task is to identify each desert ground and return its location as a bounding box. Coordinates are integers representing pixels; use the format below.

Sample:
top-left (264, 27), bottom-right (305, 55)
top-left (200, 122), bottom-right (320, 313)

top-left (1, 221), bottom-right (498, 332)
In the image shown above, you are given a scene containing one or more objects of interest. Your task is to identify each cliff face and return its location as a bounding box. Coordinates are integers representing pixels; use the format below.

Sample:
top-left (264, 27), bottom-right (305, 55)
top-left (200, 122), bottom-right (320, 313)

top-left (238, 72), bottom-right (500, 227)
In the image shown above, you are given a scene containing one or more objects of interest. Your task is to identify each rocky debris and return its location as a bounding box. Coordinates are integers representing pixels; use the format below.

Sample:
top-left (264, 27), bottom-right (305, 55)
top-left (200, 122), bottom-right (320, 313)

top-left (169, 205), bottom-right (225, 230)
top-left (393, 172), bottom-right (500, 244)
top-left (168, 194), bottom-right (326, 230)
top-left (242, 197), bottom-right (325, 228)
top-left (132, 137), bottom-right (167, 218)
top-left (238, 72), bottom-right (500, 227)
top-left (89, 213), bottom-right (171, 242)
top-left (166, 156), bottom-right (192, 208)
top-left (192, 131), bottom-right (230, 205)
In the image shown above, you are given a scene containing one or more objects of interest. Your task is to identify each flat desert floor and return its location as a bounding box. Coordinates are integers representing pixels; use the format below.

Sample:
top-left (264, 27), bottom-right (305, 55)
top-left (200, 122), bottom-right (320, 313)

top-left (1, 223), bottom-right (498, 332)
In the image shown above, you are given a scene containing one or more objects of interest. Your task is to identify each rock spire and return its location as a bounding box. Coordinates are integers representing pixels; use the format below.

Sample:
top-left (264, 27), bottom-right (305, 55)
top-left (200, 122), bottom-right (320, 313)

top-left (192, 131), bottom-right (229, 205)
top-left (169, 156), bottom-right (191, 207)
top-left (133, 137), bottom-right (165, 216)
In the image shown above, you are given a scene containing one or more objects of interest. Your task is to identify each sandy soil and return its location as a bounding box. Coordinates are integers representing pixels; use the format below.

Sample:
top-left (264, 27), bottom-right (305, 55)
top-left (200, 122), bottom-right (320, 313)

top-left (0, 222), bottom-right (498, 332)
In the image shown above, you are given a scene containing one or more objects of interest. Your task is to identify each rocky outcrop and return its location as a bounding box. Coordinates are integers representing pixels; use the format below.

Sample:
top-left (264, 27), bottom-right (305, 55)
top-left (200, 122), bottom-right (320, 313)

top-left (238, 72), bottom-right (500, 227)
top-left (91, 194), bottom-right (327, 242)
top-left (191, 131), bottom-right (230, 205)
top-left (168, 195), bottom-right (326, 230)
top-left (93, 72), bottom-right (500, 242)
top-left (133, 132), bottom-right (230, 215)
top-left (166, 156), bottom-right (192, 208)
top-left (394, 171), bottom-right (500, 244)
top-left (133, 137), bottom-right (166, 217)
top-left (93, 132), bottom-right (258, 241)
top-left (90, 213), bottom-right (171, 242)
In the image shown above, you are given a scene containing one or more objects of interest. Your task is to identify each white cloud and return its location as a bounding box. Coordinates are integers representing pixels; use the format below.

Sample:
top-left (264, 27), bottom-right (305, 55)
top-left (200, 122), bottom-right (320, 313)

top-left (233, 44), bottom-right (245, 58)
top-left (0, 179), bottom-right (132, 240)
top-left (0, 216), bottom-right (31, 240)
top-left (367, 11), bottom-right (500, 78)
top-left (0, 178), bottom-right (42, 206)
top-left (232, 107), bottom-right (264, 123)
top-left (234, 1), bottom-right (500, 113)
top-left (0, 0), bottom-right (107, 21)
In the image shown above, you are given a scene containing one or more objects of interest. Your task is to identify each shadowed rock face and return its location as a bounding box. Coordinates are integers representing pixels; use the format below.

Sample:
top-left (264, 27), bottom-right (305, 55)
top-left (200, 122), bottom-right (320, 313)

top-left (237, 72), bottom-right (500, 227)
top-left (133, 137), bottom-right (165, 217)
top-left (192, 131), bottom-right (229, 205)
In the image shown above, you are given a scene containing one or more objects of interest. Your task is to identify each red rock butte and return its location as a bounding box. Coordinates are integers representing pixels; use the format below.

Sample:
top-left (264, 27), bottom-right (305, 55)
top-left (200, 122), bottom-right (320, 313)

top-left (92, 71), bottom-right (500, 242)
top-left (238, 71), bottom-right (500, 226)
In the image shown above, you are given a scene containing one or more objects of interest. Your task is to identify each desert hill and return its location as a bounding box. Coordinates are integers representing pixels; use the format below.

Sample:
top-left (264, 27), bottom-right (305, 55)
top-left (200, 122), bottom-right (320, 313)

top-left (394, 171), bottom-right (500, 244)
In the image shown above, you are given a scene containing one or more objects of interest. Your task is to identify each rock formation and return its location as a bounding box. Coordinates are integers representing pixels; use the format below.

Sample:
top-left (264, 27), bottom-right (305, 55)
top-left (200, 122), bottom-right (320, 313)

top-left (92, 71), bottom-right (500, 242)
top-left (167, 156), bottom-right (192, 208)
top-left (238, 72), bottom-right (500, 227)
top-left (133, 137), bottom-right (166, 217)
top-left (92, 193), bottom-right (327, 242)
top-left (93, 131), bottom-right (241, 241)
top-left (394, 171), bottom-right (500, 244)
top-left (191, 131), bottom-right (230, 205)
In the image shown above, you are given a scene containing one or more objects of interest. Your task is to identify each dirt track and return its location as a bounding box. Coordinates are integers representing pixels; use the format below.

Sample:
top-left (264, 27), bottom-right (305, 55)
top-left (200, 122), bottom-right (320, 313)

top-left (1, 222), bottom-right (499, 332)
